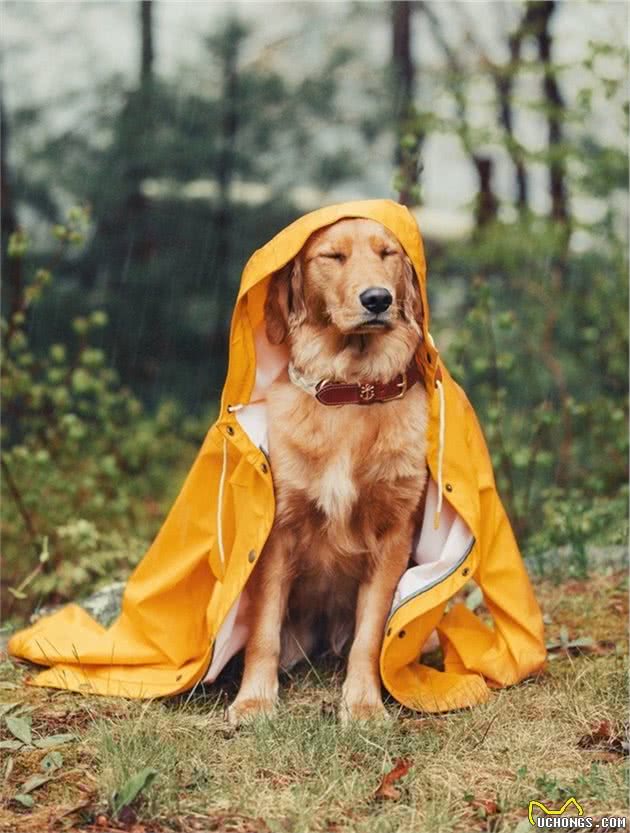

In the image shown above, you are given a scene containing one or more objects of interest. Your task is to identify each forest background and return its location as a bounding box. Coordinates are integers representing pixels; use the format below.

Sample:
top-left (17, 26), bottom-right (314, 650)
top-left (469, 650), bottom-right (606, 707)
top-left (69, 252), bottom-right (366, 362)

top-left (1, 0), bottom-right (627, 629)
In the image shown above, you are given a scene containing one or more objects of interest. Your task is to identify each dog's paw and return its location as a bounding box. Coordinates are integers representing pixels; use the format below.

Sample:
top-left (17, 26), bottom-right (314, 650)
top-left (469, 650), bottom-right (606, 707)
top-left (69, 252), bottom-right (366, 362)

top-left (226, 697), bottom-right (276, 727)
top-left (339, 696), bottom-right (389, 725)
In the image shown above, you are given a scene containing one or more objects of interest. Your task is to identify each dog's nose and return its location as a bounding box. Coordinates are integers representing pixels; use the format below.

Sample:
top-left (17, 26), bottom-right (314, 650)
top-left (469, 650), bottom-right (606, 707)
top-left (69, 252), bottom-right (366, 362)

top-left (359, 286), bottom-right (393, 314)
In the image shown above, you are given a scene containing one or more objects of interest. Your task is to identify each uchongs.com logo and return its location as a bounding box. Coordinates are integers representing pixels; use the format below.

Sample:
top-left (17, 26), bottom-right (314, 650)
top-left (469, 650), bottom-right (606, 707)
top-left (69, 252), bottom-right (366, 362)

top-left (528, 797), bottom-right (627, 829)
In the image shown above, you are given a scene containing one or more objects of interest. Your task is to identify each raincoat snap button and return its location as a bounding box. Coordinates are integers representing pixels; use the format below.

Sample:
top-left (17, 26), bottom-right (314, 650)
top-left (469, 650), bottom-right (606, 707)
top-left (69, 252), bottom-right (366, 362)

top-left (398, 630), bottom-right (406, 638)
top-left (462, 567), bottom-right (470, 577)
top-left (386, 628), bottom-right (392, 637)
top-left (248, 550), bottom-right (257, 563)
top-left (226, 426), bottom-right (234, 436)
top-left (445, 483), bottom-right (453, 492)
top-left (261, 463), bottom-right (268, 474)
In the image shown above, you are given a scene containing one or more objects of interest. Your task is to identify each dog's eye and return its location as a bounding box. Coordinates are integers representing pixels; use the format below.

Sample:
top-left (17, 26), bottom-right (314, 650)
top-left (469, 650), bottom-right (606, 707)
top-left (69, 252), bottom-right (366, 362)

top-left (381, 249), bottom-right (397, 259)
top-left (321, 252), bottom-right (345, 262)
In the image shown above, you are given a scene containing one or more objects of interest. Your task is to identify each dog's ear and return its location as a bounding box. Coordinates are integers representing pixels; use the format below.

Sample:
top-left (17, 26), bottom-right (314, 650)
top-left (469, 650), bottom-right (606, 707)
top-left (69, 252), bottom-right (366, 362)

top-left (401, 256), bottom-right (424, 331)
top-left (265, 264), bottom-right (291, 345)
top-left (264, 259), bottom-right (306, 345)
top-left (289, 258), bottom-right (306, 328)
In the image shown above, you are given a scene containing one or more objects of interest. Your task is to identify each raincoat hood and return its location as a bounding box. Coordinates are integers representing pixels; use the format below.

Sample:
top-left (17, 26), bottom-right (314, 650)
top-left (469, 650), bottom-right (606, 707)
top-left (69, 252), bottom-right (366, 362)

top-left (9, 200), bottom-right (546, 711)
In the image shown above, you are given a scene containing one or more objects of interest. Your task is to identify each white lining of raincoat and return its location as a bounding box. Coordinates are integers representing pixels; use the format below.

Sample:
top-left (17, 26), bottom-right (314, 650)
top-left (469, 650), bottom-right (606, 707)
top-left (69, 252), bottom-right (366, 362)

top-left (203, 325), bottom-right (473, 683)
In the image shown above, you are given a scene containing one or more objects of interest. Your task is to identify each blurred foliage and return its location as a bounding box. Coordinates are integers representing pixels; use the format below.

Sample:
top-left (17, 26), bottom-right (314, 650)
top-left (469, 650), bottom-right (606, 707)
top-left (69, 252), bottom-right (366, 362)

top-left (1, 208), bottom-right (208, 618)
top-left (1, 4), bottom-right (628, 621)
top-left (432, 218), bottom-right (628, 571)
top-left (4, 16), bottom-right (380, 409)
top-left (400, 25), bottom-right (629, 577)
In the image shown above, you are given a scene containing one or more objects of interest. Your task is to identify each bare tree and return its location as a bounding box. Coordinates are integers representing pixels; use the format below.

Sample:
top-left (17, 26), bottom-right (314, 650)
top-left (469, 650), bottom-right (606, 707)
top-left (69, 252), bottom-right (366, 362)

top-left (419, 2), bottom-right (498, 228)
top-left (140, 0), bottom-right (154, 85)
top-left (1, 91), bottom-right (21, 315)
top-left (213, 19), bottom-right (243, 275)
top-left (391, 1), bottom-right (420, 206)
top-left (525, 0), bottom-right (568, 223)
top-left (462, 9), bottom-right (529, 211)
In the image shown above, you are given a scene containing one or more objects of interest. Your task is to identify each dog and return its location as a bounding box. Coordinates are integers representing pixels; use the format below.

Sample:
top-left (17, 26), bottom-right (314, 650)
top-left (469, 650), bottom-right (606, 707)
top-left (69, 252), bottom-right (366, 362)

top-left (227, 218), bottom-right (429, 725)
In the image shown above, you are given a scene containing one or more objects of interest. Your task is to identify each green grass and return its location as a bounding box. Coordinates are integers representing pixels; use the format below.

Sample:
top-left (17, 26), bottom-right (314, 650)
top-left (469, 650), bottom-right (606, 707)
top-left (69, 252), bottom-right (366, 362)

top-left (1, 572), bottom-right (628, 833)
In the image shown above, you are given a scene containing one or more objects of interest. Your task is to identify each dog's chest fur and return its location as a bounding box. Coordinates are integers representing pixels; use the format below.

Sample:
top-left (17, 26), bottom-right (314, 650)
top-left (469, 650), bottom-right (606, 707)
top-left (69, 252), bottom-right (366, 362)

top-left (267, 381), bottom-right (428, 578)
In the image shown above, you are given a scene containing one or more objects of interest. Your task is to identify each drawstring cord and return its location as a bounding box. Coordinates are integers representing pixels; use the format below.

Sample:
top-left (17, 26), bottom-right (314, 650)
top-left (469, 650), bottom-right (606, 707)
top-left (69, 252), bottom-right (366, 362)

top-left (434, 376), bottom-right (446, 530)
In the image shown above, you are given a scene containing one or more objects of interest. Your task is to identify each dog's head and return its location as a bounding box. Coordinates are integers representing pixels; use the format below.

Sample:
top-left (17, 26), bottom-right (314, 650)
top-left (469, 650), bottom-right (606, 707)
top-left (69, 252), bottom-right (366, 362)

top-left (265, 219), bottom-right (423, 354)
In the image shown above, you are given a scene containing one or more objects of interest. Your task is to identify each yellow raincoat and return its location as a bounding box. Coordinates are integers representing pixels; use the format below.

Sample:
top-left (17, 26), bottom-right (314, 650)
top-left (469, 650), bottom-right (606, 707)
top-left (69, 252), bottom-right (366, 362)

top-left (8, 200), bottom-right (546, 711)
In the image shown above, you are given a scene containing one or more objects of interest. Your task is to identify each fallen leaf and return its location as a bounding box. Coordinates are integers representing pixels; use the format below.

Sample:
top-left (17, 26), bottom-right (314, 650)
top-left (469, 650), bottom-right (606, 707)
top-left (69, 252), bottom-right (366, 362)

top-left (546, 636), bottom-right (595, 651)
top-left (545, 635), bottom-right (615, 658)
top-left (34, 733), bottom-right (76, 748)
top-left (11, 704), bottom-right (37, 717)
top-left (13, 793), bottom-right (34, 808)
top-left (373, 758), bottom-right (412, 801)
top-left (400, 718), bottom-right (438, 733)
top-left (471, 797), bottom-right (499, 817)
top-left (41, 750), bottom-right (64, 772)
top-left (0, 702), bottom-right (19, 717)
top-left (5, 715), bottom-right (32, 745)
top-left (0, 739), bottom-right (23, 751)
top-left (20, 773), bottom-right (51, 794)
top-left (578, 721), bottom-right (627, 755)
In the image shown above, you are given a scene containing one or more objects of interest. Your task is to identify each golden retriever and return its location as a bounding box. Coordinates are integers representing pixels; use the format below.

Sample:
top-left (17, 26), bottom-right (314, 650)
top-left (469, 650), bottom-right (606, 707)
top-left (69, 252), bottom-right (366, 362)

top-left (227, 218), bottom-right (429, 725)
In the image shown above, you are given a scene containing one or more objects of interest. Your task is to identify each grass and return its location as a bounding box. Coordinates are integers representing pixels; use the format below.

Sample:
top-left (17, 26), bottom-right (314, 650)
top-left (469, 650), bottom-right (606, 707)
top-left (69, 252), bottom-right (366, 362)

top-left (0, 571), bottom-right (628, 833)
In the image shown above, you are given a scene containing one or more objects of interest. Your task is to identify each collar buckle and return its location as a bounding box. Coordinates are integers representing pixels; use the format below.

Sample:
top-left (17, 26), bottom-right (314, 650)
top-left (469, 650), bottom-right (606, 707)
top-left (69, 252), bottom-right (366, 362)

top-left (382, 370), bottom-right (407, 402)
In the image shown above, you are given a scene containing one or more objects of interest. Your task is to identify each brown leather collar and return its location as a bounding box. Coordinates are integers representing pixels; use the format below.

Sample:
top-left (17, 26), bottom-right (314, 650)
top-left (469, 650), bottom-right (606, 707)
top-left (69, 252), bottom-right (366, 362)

top-left (314, 361), bottom-right (422, 406)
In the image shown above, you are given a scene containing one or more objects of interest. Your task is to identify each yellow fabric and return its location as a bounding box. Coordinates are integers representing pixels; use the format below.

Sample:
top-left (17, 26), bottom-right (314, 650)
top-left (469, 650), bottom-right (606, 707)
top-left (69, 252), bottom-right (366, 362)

top-left (8, 199), bottom-right (546, 710)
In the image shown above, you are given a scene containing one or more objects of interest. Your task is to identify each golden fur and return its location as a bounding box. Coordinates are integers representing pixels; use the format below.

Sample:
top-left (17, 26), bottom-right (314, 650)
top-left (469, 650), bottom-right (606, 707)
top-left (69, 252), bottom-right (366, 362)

top-left (228, 219), bottom-right (429, 724)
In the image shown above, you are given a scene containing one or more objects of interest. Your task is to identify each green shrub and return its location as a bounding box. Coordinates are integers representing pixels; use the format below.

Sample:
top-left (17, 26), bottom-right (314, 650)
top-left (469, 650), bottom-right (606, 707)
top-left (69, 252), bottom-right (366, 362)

top-left (432, 217), bottom-right (628, 572)
top-left (1, 209), bottom-right (210, 620)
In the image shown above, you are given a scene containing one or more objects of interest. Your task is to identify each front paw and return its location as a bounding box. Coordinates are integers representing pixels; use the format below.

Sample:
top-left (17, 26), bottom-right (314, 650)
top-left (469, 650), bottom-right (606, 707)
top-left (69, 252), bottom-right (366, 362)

top-left (226, 697), bottom-right (277, 727)
top-left (340, 681), bottom-right (389, 724)
top-left (339, 699), bottom-right (388, 724)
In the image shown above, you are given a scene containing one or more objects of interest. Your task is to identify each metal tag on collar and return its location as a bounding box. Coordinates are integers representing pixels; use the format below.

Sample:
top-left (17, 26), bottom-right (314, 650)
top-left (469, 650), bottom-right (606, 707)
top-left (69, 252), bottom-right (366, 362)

top-left (359, 382), bottom-right (376, 402)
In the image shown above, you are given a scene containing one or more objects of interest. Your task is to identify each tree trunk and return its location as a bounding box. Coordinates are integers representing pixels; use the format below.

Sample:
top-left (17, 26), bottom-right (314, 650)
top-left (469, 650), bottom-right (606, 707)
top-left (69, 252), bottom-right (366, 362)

top-left (473, 155), bottom-right (499, 227)
top-left (526, 0), bottom-right (568, 223)
top-left (0, 93), bottom-right (22, 316)
top-left (140, 0), bottom-right (154, 86)
top-left (214, 21), bottom-right (240, 273)
top-left (495, 26), bottom-right (529, 210)
top-left (392, 1), bottom-right (419, 206)
top-left (420, 2), bottom-right (499, 227)
top-left (123, 0), bottom-right (155, 264)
